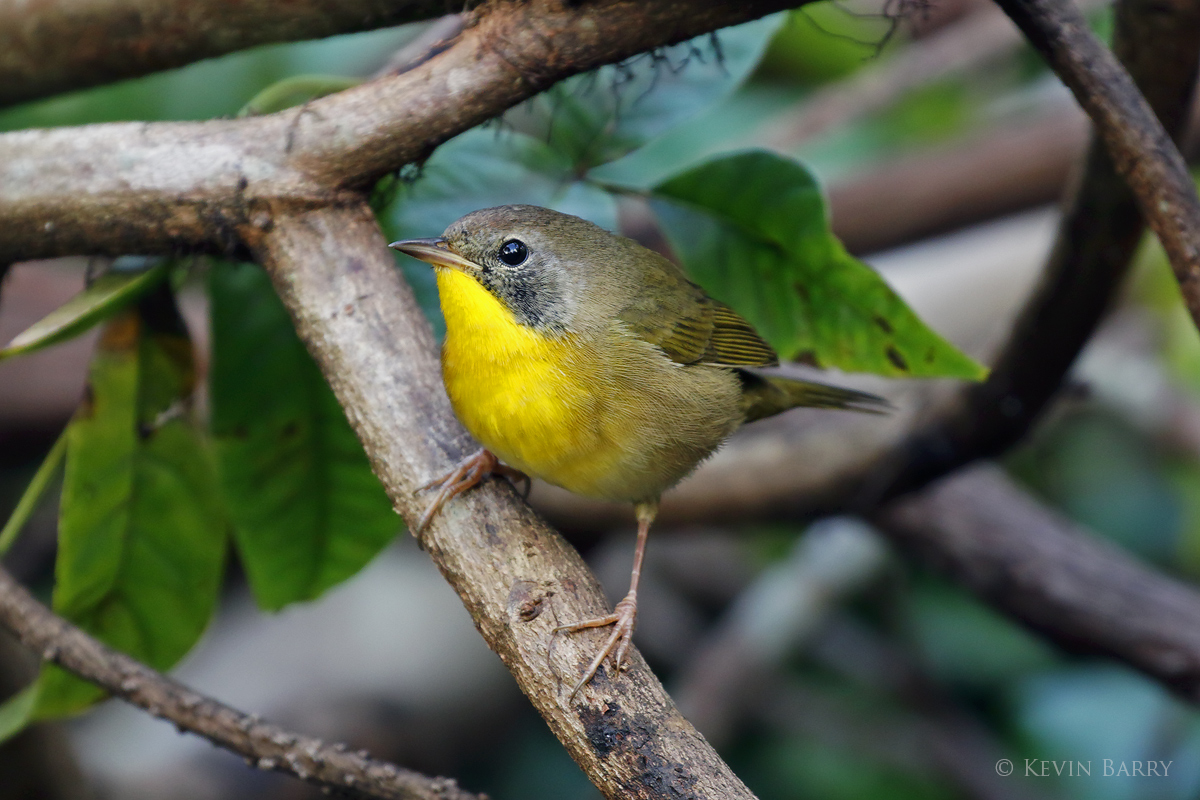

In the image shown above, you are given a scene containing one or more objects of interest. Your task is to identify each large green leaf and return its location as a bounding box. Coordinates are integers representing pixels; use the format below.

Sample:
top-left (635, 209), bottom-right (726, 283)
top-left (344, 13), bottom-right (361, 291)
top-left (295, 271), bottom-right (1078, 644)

top-left (0, 258), bottom-right (169, 361)
top-left (515, 14), bottom-right (784, 170)
top-left (651, 151), bottom-right (986, 379)
top-left (208, 261), bottom-right (399, 611)
top-left (28, 286), bottom-right (225, 723)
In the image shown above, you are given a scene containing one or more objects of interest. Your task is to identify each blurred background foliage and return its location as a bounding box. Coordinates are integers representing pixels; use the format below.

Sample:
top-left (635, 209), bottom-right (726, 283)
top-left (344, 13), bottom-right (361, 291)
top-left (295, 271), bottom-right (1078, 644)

top-left (3, 1), bottom-right (1200, 799)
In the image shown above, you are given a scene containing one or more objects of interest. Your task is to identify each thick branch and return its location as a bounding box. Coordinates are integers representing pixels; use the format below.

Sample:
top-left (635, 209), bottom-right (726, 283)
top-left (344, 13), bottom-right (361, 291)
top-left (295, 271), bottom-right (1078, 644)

top-left (878, 465), bottom-right (1200, 700)
top-left (993, 0), bottom-right (1200, 330)
top-left (0, 0), bottom-right (797, 264)
top-left (248, 202), bottom-right (757, 800)
top-left (0, 0), bottom-right (448, 108)
top-left (0, 565), bottom-right (479, 800)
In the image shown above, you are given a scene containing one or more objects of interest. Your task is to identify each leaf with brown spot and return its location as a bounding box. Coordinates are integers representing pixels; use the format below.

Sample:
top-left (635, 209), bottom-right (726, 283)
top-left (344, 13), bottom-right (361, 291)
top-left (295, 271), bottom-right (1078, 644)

top-left (651, 151), bottom-right (986, 380)
top-left (0, 284), bottom-right (226, 736)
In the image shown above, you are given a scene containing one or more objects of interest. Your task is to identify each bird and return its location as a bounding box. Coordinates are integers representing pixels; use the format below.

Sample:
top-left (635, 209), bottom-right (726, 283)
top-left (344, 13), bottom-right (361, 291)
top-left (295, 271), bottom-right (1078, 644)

top-left (389, 205), bottom-right (886, 700)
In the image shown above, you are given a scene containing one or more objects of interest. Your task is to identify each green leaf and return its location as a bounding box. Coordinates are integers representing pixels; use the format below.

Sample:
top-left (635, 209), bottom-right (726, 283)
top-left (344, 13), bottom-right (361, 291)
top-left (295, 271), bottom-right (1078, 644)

top-left (238, 74), bottom-right (361, 117)
top-left (651, 151), bottom-right (986, 379)
top-left (0, 685), bottom-right (37, 744)
top-left (0, 259), bottom-right (170, 361)
top-left (383, 126), bottom-right (619, 336)
top-left (208, 261), bottom-right (399, 611)
top-left (32, 285), bottom-right (226, 721)
top-left (516, 14), bottom-right (784, 169)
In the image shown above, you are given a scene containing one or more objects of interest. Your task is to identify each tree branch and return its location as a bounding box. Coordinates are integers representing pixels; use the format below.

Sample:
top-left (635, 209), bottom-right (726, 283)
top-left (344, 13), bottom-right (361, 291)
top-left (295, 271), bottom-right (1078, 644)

top-left (993, 0), bottom-right (1200, 330)
top-left (0, 0), bottom-right (799, 264)
top-left (860, 0), bottom-right (1200, 504)
top-left (878, 464), bottom-right (1200, 700)
top-left (0, 0), bottom-right (449, 108)
top-left (248, 202), bottom-right (759, 800)
top-left (0, 564), bottom-right (481, 800)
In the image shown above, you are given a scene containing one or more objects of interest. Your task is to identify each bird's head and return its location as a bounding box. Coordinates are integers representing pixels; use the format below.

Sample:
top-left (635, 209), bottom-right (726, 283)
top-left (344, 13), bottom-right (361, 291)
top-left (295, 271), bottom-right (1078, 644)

top-left (390, 205), bottom-right (641, 333)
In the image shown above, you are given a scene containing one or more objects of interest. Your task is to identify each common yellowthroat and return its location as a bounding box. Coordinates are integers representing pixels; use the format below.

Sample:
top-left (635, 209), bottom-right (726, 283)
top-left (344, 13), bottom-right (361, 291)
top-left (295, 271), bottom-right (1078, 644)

top-left (390, 205), bottom-right (885, 699)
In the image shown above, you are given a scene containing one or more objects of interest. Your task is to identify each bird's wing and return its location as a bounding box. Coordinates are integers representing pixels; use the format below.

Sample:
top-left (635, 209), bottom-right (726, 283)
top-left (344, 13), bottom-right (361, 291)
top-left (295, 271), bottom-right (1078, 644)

top-left (618, 280), bottom-right (779, 368)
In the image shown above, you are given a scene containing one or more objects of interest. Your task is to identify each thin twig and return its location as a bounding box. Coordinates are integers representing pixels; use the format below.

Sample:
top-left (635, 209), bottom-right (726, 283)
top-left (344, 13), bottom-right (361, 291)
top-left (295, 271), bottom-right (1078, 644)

top-left (0, 566), bottom-right (482, 800)
top-left (0, 564), bottom-right (482, 800)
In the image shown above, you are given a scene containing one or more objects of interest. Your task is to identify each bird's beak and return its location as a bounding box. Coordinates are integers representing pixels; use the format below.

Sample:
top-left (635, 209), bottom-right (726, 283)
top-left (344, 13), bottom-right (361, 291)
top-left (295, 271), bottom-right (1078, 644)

top-left (388, 238), bottom-right (479, 272)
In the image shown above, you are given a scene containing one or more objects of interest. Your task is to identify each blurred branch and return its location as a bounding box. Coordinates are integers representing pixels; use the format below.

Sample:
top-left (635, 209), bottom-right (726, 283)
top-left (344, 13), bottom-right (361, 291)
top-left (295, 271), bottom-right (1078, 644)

top-left (673, 518), bottom-right (889, 746)
top-left (756, 677), bottom-right (1050, 800)
top-left (769, 617), bottom-right (1059, 800)
top-left (878, 464), bottom-right (1200, 700)
top-left (0, 564), bottom-right (481, 800)
top-left (0, 0), bottom-right (449, 108)
top-left (668, 520), bottom-right (1054, 800)
top-left (829, 108), bottom-right (1086, 254)
top-left (994, 0), bottom-right (1200, 331)
top-left (0, 0), bottom-right (800, 263)
top-left (249, 201), bottom-right (759, 800)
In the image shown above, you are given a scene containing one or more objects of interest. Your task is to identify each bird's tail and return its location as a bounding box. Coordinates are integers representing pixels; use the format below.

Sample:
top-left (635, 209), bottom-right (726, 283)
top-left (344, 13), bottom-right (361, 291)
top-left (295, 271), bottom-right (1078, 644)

top-left (738, 370), bottom-right (891, 423)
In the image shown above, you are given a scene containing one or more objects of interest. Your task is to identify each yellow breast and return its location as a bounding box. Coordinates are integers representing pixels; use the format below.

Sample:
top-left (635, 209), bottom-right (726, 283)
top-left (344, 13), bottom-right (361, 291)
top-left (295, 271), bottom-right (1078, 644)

top-left (436, 267), bottom-right (630, 498)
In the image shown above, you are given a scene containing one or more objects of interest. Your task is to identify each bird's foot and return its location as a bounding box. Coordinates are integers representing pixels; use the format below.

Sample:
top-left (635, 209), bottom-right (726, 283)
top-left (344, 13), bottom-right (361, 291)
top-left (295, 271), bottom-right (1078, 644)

top-left (415, 448), bottom-right (529, 536)
top-left (556, 592), bottom-right (638, 701)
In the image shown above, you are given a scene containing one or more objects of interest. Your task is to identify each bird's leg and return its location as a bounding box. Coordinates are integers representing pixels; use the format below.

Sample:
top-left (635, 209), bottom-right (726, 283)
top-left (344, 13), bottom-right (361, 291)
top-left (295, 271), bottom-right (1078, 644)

top-left (415, 448), bottom-right (528, 536)
top-left (557, 501), bottom-right (658, 700)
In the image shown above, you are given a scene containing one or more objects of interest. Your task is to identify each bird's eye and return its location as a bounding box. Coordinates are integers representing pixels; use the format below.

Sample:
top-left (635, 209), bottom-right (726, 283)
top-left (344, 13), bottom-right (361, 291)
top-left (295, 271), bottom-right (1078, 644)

top-left (498, 239), bottom-right (528, 266)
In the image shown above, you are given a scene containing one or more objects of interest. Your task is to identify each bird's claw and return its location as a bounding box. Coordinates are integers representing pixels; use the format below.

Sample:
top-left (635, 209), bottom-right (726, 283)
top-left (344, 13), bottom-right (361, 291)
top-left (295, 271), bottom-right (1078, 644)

top-left (556, 593), bottom-right (638, 701)
top-left (414, 449), bottom-right (530, 538)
